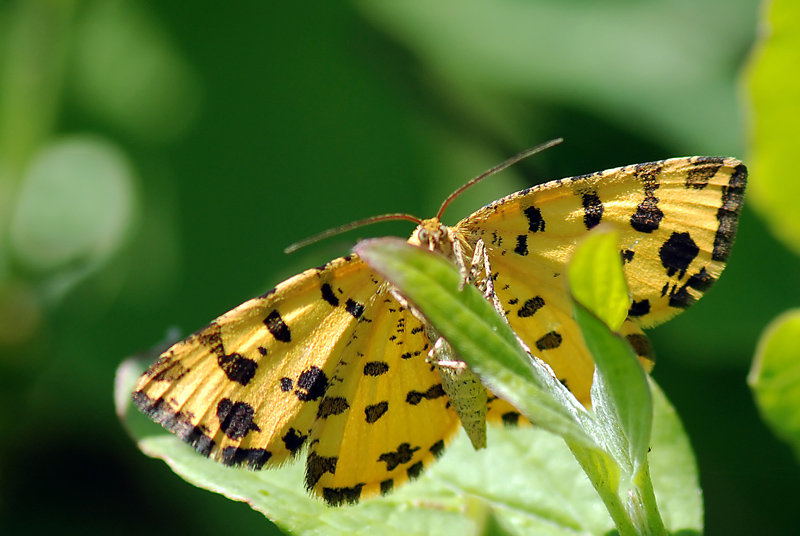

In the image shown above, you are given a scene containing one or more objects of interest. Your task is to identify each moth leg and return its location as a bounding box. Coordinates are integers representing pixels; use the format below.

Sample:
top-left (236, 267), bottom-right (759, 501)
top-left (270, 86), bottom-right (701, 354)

top-left (451, 238), bottom-right (471, 291)
top-left (466, 238), bottom-right (506, 316)
top-left (388, 287), bottom-right (429, 329)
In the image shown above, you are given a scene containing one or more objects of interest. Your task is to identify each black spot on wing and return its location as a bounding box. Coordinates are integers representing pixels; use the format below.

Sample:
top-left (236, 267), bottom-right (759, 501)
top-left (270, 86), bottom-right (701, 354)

top-left (406, 384), bottom-right (446, 405)
top-left (147, 353), bottom-right (189, 383)
top-left (501, 412), bottom-right (521, 427)
top-left (363, 361), bottom-right (389, 376)
top-left (660, 232), bottom-right (699, 279)
top-left (365, 401), bottom-right (389, 423)
top-left (197, 323), bottom-right (226, 356)
top-left (582, 192), bottom-right (604, 229)
top-left (630, 162), bottom-right (664, 233)
top-left (317, 396), bottom-right (349, 418)
top-left (517, 296), bottom-right (545, 318)
top-left (523, 205), bottom-right (545, 233)
top-left (217, 353), bottom-right (258, 385)
top-left (628, 299), bottom-right (651, 317)
top-left (346, 298), bottom-right (365, 319)
top-left (630, 196), bottom-right (663, 233)
top-left (294, 366), bottom-right (329, 402)
top-left (535, 331), bottom-right (562, 351)
top-left (282, 428), bottom-right (308, 454)
top-left (660, 282), bottom-right (670, 297)
top-left (712, 163), bottom-right (747, 262)
top-left (378, 443), bottom-right (420, 471)
top-left (621, 249), bottom-right (635, 264)
top-left (321, 283), bottom-right (339, 307)
top-left (264, 310), bottom-right (291, 342)
top-left (131, 391), bottom-right (215, 457)
top-left (634, 161), bottom-right (663, 183)
top-left (686, 267), bottom-right (716, 292)
top-left (626, 333), bottom-right (654, 362)
top-left (407, 461), bottom-right (424, 480)
top-left (514, 234), bottom-right (529, 256)
top-left (430, 440), bottom-right (445, 458)
top-left (221, 447), bottom-right (272, 469)
top-left (685, 157), bottom-right (725, 189)
top-left (380, 479), bottom-right (394, 495)
top-left (322, 485), bottom-right (364, 507)
top-left (668, 267), bottom-right (717, 308)
top-left (305, 452), bottom-right (337, 488)
top-left (280, 377), bottom-right (293, 392)
top-left (216, 398), bottom-right (261, 440)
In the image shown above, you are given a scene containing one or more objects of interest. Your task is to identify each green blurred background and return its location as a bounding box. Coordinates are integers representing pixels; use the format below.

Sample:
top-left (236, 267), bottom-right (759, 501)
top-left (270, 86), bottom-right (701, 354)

top-left (1, 0), bottom-right (797, 534)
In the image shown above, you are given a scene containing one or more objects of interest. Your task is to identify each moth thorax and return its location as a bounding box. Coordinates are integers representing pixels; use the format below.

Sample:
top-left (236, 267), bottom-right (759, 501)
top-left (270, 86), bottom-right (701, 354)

top-left (410, 218), bottom-right (455, 259)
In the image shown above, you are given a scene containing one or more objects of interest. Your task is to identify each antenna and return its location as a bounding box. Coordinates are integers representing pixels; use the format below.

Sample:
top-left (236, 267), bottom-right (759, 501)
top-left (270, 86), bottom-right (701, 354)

top-left (436, 138), bottom-right (563, 219)
top-left (285, 138), bottom-right (563, 254)
top-left (284, 213), bottom-right (422, 254)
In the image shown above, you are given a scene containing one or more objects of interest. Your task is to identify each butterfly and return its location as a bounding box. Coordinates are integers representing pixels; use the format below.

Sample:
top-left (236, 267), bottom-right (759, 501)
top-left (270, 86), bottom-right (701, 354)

top-left (132, 141), bottom-right (747, 506)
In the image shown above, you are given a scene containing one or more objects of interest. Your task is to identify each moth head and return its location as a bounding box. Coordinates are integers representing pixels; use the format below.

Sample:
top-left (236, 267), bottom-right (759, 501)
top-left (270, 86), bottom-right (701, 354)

top-left (411, 218), bottom-right (454, 256)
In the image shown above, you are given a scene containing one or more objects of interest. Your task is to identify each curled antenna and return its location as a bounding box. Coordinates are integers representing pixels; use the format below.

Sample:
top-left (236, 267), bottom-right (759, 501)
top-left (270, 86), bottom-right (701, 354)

top-left (436, 138), bottom-right (563, 220)
top-left (284, 213), bottom-right (422, 254)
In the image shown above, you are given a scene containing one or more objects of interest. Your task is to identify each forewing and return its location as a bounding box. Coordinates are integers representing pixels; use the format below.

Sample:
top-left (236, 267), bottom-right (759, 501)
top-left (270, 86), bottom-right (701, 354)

top-left (305, 290), bottom-right (460, 505)
top-left (458, 156), bottom-right (744, 404)
top-left (132, 254), bottom-right (386, 469)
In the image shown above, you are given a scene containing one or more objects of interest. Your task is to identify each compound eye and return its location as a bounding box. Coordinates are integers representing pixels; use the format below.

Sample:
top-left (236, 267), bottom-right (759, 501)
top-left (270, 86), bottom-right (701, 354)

top-left (418, 229), bottom-right (429, 242)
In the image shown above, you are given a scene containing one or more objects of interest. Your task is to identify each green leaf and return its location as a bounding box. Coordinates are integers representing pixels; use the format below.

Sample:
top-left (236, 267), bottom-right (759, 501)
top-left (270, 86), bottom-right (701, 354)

top-left (575, 304), bottom-right (652, 478)
top-left (568, 227), bottom-right (630, 331)
top-left (745, 0), bottom-right (800, 254)
top-left (749, 309), bottom-right (800, 459)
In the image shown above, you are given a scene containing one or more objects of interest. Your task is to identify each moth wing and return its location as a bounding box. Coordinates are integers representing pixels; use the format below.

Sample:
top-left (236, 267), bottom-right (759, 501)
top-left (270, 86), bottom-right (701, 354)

top-left (132, 254), bottom-right (387, 469)
top-left (458, 156), bottom-right (745, 404)
top-left (305, 290), bottom-right (460, 505)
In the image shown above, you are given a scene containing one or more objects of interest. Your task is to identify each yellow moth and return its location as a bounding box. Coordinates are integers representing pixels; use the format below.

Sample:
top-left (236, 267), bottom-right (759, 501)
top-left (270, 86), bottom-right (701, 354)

top-left (133, 141), bottom-right (746, 506)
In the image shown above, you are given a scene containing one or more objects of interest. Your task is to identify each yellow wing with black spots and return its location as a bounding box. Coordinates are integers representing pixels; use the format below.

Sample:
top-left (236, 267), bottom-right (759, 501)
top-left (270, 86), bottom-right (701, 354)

top-left (459, 156), bottom-right (745, 406)
top-left (133, 252), bottom-right (460, 506)
top-left (133, 254), bottom-right (386, 469)
top-left (305, 291), bottom-right (459, 505)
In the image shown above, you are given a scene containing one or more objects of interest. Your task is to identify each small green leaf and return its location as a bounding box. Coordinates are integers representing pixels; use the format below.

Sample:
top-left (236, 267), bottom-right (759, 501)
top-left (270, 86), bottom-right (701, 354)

top-left (749, 309), bottom-right (800, 459)
top-left (568, 227), bottom-right (630, 331)
top-left (575, 303), bottom-right (652, 477)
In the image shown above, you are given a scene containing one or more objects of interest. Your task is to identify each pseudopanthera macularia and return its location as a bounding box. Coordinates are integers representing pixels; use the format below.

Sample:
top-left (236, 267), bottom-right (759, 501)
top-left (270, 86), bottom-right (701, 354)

top-left (133, 154), bottom-right (746, 506)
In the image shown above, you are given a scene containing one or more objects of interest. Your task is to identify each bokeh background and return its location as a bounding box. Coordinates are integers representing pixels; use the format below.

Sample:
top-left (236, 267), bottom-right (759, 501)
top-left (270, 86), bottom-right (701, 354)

top-left (1, 1), bottom-right (797, 534)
